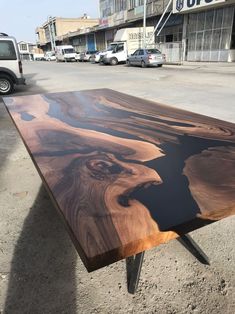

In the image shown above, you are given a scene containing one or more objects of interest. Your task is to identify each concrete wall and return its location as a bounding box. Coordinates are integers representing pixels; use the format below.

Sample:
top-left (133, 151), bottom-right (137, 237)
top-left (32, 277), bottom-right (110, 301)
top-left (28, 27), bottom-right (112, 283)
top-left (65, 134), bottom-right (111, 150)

top-left (36, 27), bottom-right (46, 45)
top-left (55, 18), bottom-right (99, 37)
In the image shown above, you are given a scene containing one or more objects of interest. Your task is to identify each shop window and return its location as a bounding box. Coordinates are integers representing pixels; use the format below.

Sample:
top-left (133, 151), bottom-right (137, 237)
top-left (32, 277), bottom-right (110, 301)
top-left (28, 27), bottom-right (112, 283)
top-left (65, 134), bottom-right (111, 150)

top-left (197, 12), bottom-right (205, 31)
top-left (222, 7), bottom-right (233, 28)
top-left (205, 11), bottom-right (214, 30)
top-left (203, 31), bottom-right (212, 50)
top-left (188, 14), bottom-right (197, 33)
top-left (211, 29), bottom-right (221, 50)
top-left (188, 33), bottom-right (196, 51)
top-left (196, 32), bottom-right (203, 50)
top-left (165, 34), bottom-right (173, 42)
top-left (187, 6), bottom-right (234, 61)
top-left (214, 8), bottom-right (223, 29)
top-left (220, 28), bottom-right (231, 49)
top-left (156, 35), bottom-right (164, 43)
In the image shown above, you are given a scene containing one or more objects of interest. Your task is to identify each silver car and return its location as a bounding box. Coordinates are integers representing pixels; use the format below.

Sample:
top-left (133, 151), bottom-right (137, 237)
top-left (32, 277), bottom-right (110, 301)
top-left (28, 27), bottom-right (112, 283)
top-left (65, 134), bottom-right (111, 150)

top-left (80, 50), bottom-right (98, 62)
top-left (127, 48), bottom-right (165, 68)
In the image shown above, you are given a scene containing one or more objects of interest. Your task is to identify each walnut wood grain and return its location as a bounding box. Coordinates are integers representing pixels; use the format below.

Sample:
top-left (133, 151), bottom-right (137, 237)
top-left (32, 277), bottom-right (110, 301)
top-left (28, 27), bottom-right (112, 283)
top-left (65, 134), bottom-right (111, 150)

top-left (3, 89), bottom-right (235, 271)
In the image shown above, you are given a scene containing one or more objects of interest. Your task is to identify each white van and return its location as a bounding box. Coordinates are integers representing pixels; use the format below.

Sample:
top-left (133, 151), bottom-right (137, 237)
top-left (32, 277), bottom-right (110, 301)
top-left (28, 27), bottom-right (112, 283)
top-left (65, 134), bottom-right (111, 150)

top-left (0, 33), bottom-right (25, 95)
top-left (55, 45), bottom-right (76, 62)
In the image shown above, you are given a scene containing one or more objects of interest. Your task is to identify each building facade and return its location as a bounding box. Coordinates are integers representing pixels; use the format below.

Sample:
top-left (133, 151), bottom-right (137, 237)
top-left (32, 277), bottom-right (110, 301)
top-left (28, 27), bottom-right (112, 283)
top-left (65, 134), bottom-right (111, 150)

top-left (18, 41), bottom-right (43, 60)
top-left (184, 5), bottom-right (235, 62)
top-left (97, 0), bottom-right (235, 62)
top-left (35, 1), bottom-right (235, 62)
top-left (35, 16), bottom-right (99, 51)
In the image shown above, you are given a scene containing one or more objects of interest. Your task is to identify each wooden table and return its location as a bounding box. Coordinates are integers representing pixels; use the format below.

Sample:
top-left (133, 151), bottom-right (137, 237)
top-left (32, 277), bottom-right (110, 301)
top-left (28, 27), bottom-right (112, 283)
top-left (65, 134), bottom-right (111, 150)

top-left (3, 89), bottom-right (235, 293)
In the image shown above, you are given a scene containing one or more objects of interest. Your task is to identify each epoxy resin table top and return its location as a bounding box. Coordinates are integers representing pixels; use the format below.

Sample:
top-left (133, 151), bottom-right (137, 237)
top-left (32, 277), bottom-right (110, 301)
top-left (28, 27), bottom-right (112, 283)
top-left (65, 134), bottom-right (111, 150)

top-left (3, 89), bottom-right (235, 271)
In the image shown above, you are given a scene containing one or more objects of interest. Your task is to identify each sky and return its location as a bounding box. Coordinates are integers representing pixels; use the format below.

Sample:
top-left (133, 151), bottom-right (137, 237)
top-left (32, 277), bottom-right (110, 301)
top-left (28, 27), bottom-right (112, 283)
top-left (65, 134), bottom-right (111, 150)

top-left (0, 0), bottom-right (100, 43)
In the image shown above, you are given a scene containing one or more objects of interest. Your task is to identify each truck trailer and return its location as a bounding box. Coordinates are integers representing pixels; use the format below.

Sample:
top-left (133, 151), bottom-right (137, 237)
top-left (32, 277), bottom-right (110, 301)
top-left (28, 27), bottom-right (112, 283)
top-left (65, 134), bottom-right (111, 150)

top-left (100, 27), bottom-right (154, 65)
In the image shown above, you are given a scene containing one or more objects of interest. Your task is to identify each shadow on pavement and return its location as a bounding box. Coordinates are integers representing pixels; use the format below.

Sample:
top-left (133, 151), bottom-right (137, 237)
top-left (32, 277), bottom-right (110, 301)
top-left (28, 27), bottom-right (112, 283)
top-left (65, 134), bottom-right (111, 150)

top-left (1, 79), bottom-right (78, 313)
top-left (4, 186), bottom-right (78, 314)
top-left (0, 73), bottom-right (46, 169)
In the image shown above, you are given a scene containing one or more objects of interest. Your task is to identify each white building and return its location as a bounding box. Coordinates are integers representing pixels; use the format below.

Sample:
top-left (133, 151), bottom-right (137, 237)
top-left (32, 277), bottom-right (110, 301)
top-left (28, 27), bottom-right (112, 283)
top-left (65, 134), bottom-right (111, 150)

top-left (18, 41), bottom-right (35, 60)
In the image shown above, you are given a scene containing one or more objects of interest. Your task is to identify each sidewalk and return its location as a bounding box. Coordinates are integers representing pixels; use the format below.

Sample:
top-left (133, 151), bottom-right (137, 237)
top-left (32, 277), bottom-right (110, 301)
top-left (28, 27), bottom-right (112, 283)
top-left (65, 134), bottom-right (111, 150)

top-left (165, 61), bottom-right (235, 72)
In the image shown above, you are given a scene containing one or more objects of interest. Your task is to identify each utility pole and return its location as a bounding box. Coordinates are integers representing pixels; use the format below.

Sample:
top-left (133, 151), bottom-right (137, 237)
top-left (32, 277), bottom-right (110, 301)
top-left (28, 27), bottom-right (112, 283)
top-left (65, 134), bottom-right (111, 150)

top-left (143, 0), bottom-right (147, 48)
top-left (146, 0), bottom-right (173, 46)
top-left (48, 16), bottom-right (55, 51)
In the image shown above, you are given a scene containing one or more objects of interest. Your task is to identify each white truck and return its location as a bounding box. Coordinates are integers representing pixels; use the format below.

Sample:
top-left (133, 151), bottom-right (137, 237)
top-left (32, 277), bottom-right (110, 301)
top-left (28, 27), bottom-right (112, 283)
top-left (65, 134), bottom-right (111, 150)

top-left (55, 45), bottom-right (76, 62)
top-left (100, 27), bottom-right (154, 65)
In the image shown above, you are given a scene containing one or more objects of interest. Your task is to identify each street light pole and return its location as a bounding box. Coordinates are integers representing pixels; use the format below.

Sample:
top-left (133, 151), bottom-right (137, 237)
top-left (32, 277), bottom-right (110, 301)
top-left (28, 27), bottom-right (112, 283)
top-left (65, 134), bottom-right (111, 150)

top-left (143, 0), bottom-right (147, 48)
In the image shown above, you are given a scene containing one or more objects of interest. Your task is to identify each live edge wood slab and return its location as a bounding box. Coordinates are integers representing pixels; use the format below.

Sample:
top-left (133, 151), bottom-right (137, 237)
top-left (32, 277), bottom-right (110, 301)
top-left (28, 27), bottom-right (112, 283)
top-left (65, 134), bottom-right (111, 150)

top-left (3, 89), bottom-right (235, 271)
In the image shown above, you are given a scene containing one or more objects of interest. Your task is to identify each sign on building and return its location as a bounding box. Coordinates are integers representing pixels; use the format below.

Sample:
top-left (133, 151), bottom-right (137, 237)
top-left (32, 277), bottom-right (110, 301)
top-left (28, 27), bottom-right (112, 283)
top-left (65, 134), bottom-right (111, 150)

top-left (173, 0), bottom-right (226, 13)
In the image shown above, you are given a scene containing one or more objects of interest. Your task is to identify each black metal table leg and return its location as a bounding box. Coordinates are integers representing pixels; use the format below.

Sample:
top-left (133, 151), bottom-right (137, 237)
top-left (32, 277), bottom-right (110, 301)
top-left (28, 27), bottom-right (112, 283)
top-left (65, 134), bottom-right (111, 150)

top-left (126, 251), bottom-right (145, 294)
top-left (178, 234), bottom-right (210, 265)
top-left (125, 234), bottom-right (209, 294)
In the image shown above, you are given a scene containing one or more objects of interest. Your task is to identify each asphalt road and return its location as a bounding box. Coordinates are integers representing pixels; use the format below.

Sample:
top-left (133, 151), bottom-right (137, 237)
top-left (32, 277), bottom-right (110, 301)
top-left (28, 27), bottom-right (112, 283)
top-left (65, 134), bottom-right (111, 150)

top-left (13, 60), bottom-right (235, 122)
top-left (0, 61), bottom-right (235, 314)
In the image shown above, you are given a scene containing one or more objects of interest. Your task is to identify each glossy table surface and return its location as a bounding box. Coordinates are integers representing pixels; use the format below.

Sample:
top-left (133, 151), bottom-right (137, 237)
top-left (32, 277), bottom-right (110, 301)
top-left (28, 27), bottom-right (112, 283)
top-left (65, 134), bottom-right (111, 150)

top-left (3, 89), bottom-right (235, 271)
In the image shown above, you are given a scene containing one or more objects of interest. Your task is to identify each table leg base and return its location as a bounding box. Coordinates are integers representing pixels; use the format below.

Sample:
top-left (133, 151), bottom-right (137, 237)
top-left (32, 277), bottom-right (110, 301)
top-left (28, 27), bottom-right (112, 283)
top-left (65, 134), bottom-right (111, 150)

top-left (177, 234), bottom-right (210, 265)
top-left (126, 251), bottom-right (145, 294)
top-left (125, 233), bottom-right (210, 294)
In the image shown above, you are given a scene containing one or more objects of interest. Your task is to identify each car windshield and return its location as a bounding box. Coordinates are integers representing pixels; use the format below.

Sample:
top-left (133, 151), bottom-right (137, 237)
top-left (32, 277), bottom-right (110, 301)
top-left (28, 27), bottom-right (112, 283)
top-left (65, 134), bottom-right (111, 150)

top-left (64, 48), bottom-right (75, 54)
top-left (146, 49), bottom-right (161, 54)
top-left (107, 44), bottom-right (117, 51)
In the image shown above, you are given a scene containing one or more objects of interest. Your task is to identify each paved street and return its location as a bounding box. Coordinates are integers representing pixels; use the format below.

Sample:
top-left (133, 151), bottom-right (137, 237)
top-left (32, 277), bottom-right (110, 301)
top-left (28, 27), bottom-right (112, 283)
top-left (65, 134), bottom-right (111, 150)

top-left (13, 61), bottom-right (235, 122)
top-left (0, 61), bottom-right (235, 313)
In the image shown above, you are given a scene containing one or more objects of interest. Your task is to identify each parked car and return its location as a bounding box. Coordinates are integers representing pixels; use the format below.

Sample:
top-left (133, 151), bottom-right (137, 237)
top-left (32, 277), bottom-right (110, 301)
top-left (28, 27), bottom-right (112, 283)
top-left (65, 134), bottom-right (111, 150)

top-left (75, 52), bottom-right (81, 61)
top-left (44, 51), bottom-right (56, 61)
top-left (80, 50), bottom-right (98, 62)
top-left (95, 51), bottom-right (105, 63)
top-left (126, 48), bottom-right (165, 68)
top-left (0, 32), bottom-right (25, 95)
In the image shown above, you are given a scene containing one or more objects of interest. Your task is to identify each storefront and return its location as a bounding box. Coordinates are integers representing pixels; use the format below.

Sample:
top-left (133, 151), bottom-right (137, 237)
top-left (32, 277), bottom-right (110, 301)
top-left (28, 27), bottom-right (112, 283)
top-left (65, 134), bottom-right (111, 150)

top-left (95, 30), bottom-right (106, 51)
top-left (186, 6), bottom-right (235, 61)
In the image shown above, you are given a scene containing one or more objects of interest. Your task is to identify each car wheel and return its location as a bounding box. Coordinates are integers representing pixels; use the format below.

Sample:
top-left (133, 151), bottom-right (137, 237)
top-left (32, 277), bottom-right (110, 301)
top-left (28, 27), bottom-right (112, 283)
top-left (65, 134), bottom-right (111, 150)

top-left (141, 61), bottom-right (146, 68)
top-left (110, 58), bottom-right (118, 66)
top-left (126, 60), bottom-right (130, 67)
top-left (158, 64), bottom-right (163, 67)
top-left (0, 75), bottom-right (14, 95)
